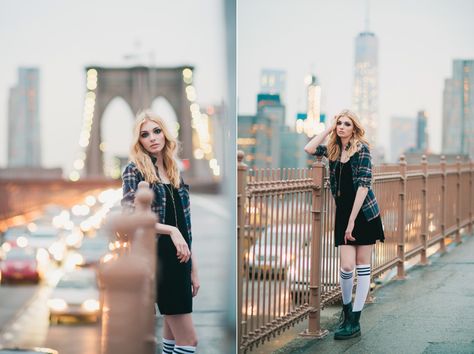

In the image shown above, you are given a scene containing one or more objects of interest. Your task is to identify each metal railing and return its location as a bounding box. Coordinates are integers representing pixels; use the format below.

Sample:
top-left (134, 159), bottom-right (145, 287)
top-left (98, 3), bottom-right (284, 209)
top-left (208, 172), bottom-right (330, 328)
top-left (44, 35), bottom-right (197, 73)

top-left (237, 152), bottom-right (473, 353)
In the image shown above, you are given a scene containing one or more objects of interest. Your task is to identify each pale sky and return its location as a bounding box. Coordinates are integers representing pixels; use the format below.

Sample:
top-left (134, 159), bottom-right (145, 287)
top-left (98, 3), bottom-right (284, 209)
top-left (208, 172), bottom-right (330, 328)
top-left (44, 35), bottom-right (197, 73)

top-left (238, 0), bottom-right (474, 159)
top-left (0, 0), bottom-right (226, 172)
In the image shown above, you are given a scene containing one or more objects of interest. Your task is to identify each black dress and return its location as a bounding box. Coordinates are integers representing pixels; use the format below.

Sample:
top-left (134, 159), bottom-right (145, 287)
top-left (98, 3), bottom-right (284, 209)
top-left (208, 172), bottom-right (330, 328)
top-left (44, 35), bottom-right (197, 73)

top-left (156, 184), bottom-right (193, 315)
top-left (334, 157), bottom-right (385, 247)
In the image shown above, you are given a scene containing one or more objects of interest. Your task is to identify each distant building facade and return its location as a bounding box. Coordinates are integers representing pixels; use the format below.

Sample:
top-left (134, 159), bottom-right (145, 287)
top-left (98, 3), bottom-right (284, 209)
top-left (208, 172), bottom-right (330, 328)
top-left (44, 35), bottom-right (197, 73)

top-left (8, 67), bottom-right (42, 167)
top-left (442, 59), bottom-right (474, 158)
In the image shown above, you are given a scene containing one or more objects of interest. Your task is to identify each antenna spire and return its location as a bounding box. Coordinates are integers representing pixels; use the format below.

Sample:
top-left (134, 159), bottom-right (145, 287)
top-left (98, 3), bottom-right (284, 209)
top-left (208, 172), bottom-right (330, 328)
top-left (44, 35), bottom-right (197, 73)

top-left (365, 0), bottom-right (370, 32)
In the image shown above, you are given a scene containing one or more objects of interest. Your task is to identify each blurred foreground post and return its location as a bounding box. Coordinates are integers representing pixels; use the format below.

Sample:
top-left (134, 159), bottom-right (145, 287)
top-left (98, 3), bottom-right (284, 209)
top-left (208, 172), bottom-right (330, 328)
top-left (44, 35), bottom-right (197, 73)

top-left (99, 181), bottom-right (157, 354)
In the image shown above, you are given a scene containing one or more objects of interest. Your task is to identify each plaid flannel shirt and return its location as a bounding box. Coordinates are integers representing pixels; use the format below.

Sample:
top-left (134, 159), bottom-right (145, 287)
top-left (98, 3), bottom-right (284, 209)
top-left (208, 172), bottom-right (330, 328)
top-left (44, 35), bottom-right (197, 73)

top-left (312, 142), bottom-right (380, 221)
top-left (121, 162), bottom-right (193, 246)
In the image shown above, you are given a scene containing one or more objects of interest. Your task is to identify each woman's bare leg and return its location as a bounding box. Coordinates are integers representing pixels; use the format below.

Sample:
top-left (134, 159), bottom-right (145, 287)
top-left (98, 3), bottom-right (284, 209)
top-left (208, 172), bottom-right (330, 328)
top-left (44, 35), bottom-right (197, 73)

top-left (339, 245), bottom-right (356, 271)
top-left (339, 245), bottom-right (356, 305)
top-left (163, 317), bottom-right (175, 340)
top-left (164, 314), bottom-right (198, 347)
top-left (355, 245), bottom-right (372, 265)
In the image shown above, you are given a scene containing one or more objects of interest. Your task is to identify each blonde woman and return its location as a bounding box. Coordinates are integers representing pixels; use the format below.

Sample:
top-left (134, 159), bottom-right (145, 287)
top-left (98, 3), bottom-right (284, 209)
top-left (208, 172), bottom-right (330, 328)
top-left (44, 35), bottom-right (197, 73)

top-left (304, 109), bottom-right (385, 340)
top-left (121, 110), bottom-right (199, 354)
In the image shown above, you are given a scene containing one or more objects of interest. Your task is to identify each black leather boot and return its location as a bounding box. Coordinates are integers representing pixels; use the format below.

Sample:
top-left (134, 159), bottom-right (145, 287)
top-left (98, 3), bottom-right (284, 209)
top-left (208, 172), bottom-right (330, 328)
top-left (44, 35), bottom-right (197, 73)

top-left (334, 310), bottom-right (361, 340)
top-left (337, 302), bottom-right (352, 330)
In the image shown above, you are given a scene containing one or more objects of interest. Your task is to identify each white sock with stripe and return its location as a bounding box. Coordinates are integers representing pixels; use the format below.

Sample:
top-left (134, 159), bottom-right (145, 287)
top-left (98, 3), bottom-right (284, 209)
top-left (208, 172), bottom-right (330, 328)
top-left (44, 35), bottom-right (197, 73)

top-left (162, 338), bottom-right (175, 354)
top-left (353, 264), bottom-right (371, 312)
top-left (173, 345), bottom-right (196, 353)
top-left (339, 268), bottom-right (354, 305)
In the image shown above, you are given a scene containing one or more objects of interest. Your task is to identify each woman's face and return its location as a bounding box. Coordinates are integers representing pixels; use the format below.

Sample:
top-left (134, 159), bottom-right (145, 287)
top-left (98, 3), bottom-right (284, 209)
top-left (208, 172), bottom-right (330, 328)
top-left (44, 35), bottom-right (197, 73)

top-left (336, 115), bottom-right (354, 140)
top-left (139, 120), bottom-right (166, 155)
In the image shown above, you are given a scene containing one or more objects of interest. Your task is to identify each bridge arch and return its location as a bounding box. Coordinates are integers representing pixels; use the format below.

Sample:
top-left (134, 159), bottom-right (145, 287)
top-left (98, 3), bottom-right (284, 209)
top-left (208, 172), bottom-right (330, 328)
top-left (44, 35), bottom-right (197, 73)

top-left (101, 96), bottom-right (134, 178)
top-left (83, 66), bottom-right (196, 179)
top-left (151, 96), bottom-right (179, 138)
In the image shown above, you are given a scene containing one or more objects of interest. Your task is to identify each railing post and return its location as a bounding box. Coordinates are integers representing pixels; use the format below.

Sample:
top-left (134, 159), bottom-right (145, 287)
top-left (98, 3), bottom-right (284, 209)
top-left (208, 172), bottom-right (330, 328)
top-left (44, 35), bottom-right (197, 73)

top-left (455, 156), bottom-right (462, 244)
top-left (300, 157), bottom-right (328, 338)
top-left (99, 182), bottom-right (157, 354)
top-left (470, 159), bottom-right (473, 235)
top-left (440, 156), bottom-right (447, 253)
top-left (396, 155), bottom-right (407, 280)
top-left (420, 155), bottom-right (429, 265)
top-left (237, 150), bottom-right (248, 353)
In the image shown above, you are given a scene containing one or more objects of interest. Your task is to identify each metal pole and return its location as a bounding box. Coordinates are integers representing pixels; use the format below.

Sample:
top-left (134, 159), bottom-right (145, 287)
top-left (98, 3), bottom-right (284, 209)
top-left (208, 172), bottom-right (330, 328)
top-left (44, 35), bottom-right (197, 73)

top-left (440, 156), bottom-right (447, 253)
top-left (420, 155), bottom-right (429, 265)
top-left (396, 155), bottom-right (406, 280)
top-left (301, 157), bottom-right (328, 338)
top-left (456, 156), bottom-right (462, 244)
top-left (470, 159), bottom-right (473, 235)
top-left (237, 150), bottom-right (248, 353)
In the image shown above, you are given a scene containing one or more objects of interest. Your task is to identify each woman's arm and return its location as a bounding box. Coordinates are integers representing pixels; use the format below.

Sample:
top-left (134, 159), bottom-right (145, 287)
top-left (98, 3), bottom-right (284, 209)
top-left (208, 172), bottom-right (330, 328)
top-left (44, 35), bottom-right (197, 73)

top-left (349, 187), bottom-right (369, 222)
top-left (155, 223), bottom-right (191, 263)
top-left (155, 223), bottom-right (178, 235)
top-left (351, 143), bottom-right (374, 220)
top-left (191, 252), bottom-right (200, 297)
top-left (304, 125), bottom-right (332, 155)
top-left (303, 115), bottom-right (337, 154)
top-left (191, 252), bottom-right (197, 272)
top-left (121, 164), bottom-right (139, 213)
top-left (344, 187), bottom-right (368, 244)
top-left (344, 144), bottom-right (374, 243)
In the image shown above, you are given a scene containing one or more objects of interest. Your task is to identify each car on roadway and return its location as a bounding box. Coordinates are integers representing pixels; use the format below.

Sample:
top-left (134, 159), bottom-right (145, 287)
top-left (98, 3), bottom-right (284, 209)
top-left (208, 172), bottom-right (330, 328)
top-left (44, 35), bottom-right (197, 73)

top-left (74, 236), bottom-right (110, 267)
top-left (48, 268), bottom-right (101, 323)
top-left (246, 224), bottom-right (311, 279)
top-left (27, 227), bottom-right (66, 264)
top-left (1, 226), bottom-right (30, 248)
top-left (0, 247), bottom-right (45, 284)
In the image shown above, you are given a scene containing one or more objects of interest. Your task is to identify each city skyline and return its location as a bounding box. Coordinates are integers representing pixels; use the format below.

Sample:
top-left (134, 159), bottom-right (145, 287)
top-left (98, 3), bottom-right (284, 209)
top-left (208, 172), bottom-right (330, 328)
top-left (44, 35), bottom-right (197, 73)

top-left (0, 0), bottom-right (226, 173)
top-left (238, 0), bottom-right (474, 159)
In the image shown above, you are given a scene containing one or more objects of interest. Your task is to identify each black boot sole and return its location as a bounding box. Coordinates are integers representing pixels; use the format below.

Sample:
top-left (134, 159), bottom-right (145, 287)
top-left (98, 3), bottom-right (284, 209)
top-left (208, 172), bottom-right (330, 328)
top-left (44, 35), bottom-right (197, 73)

top-left (334, 331), bottom-right (361, 340)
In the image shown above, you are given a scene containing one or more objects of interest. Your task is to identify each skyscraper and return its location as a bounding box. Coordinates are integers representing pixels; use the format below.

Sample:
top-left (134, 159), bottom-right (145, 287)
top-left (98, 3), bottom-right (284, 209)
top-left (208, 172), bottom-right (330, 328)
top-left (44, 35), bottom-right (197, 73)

top-left (391, 116), bottom-right (416, 162)
top-left (304, 74), bottom-right (322, 138)
top-left (352, 11), bottom-right (379, 152)
top-left (237, 94), bottom-right (283, 169)
top-left (8, 67), bottom-right (41, 167)
top-left (416, 110), bottom-right (429, 152)
top-left (260, 69), bottom-right (286, 103)
top-left (442, 59), bottom-right (474, 157)
top-left (238, 93), bottom-right (307, 169)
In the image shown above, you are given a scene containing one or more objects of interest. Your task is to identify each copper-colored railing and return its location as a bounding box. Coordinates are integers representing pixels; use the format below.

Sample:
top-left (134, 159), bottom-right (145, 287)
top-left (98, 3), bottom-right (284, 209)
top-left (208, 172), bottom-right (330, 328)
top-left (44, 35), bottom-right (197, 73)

top-left (237, 152), bottom-right (473, 353)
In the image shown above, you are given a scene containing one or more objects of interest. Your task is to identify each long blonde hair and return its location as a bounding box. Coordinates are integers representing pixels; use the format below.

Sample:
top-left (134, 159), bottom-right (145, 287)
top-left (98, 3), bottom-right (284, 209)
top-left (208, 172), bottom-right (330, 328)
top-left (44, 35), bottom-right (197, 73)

top-left (327, 109), bottom-right (371, 161)
top-left (130, 110), bottom-right (181, 188)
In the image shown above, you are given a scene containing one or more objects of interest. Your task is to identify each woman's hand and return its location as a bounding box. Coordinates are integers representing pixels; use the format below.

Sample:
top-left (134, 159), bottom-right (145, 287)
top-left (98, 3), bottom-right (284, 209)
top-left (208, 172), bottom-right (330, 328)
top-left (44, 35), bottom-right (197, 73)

top-left (328, 114), bottom-right (339, 131)
top-left (344, 219), bottom-right (356, 244)
top-left (170, 227), bottom-right (191, 263)
top-left (191, 269), bottom-right (200, 297)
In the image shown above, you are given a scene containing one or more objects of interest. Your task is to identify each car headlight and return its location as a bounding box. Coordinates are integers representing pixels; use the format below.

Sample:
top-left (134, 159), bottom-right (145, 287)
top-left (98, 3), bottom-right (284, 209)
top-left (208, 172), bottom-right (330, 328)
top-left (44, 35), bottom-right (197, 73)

top-left (82, 299), bottom-right (100, 312)
top-left (16, 236), bottom-right (29, 248)
top-left (73, 253), bottom-right (84, 266)
top-left (48, 298), bottom-right (68, 311)
top-left (36, 248), bottom-right (50, 263)
top-left (101, 253), bottom-right (115, 264)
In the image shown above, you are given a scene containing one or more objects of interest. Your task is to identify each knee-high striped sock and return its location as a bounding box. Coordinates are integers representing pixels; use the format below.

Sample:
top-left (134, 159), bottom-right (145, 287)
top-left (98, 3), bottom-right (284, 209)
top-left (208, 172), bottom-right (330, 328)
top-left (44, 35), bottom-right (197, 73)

top-left (162, 338), bottom-right (175, 354)
top-left (353, 264), bottom-right (371, 312)
top-left (173, 345), bottom-right (196, 353)
top-left (339, 268), bottom-right (354, 305)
